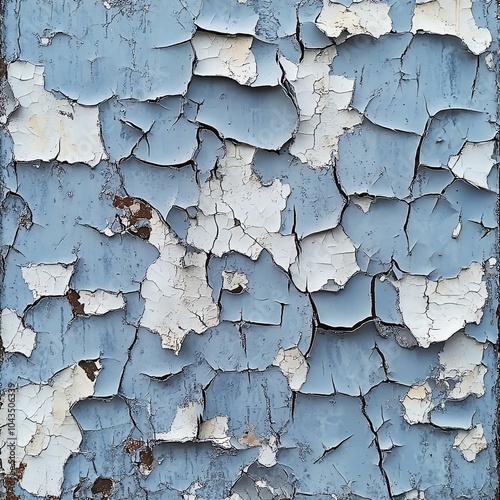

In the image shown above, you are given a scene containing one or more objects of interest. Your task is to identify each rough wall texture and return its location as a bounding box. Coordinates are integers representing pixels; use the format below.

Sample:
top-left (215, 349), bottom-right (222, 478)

top-left (0, 0), bottom-right (498, 498)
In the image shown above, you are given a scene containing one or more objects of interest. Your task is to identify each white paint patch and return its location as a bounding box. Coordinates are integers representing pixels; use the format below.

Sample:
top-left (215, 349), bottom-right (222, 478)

top-left (283, 48), bottom-right (362, 168)
top-left (392, 262), bottom-right (487, 347)
top-left (411, 0), bottom-right (492, 55)
top-left (77, 289), bottom-right (125, 315)
top-left (192, 32), bottom-right (257, 85)
top-left (156, 401), bottom-right (203, 442)
top-left (404, 490), bottom-right (426, 500)
top-left (290, 227), bottom-right (359, 292)
top-left (0, 363), bottom-right (99, 497)
top-left (187, 141), bottom-right (296, 271)
top-left (350, 195), bottom-right (375, 213)
top-left (448, 141), bottom-right (495, 190)
top-left (198, 416), bottom-right (233, 449)
top-left (221, 271), bottom-right (248, 293)
top-left (257, 435), bottom-right (278, 467)
top-left (402, 382), bottom-right (433, 424)
top-left (6, 61), bottom-right (107, 167)
top-left (438, 332), bottom-right (486, 400)
top-left (1, 308), bottom-right (37, 357)
top-left (141, 211), bottom-right (219, 353)
top-left (453, 424), bottom-right (487, 461)
top-left (317, 0), bottom-right (392, 40)
top-left (21, 262), bottom-right (74, 301)
top-left (452, 218), bottom-right (462, 239)
top-left (273, 347), bottom-right (309, 391)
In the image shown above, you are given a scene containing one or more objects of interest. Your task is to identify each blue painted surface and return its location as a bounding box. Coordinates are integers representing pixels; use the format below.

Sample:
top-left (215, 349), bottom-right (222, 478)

top-left (0, 0), bottom-right (498, 498)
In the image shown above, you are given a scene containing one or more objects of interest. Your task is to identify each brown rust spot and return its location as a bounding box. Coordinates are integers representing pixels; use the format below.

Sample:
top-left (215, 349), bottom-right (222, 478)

top-left (18, 215), bottom-right (30, 228)
top-left (91, 477), bottom-right (113, 499)
top-left (139, 446), bottom-right (154, 470)
top-left (66, 289), bottom-right (85, 316)
top-left (113, 196), bottom-right (152, 225)
top-left (130, 226), bottom-right (151, 240)
top-left (125, 439), bottom-right (144, 454)
top-left (0, 60), bottom-right (6, 80)
top-left (78, 360), bottom-right (99, 382)
top-left (3, 463), bottom-right (26, 500)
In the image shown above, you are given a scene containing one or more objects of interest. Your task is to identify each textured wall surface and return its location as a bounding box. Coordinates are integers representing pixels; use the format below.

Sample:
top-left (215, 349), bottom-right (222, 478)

top-left (0, 0), bottom-right (498, 498)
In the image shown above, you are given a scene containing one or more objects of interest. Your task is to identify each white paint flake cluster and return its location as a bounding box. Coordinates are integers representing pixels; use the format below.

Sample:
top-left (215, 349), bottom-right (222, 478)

top-left (192, 32), bottom-right (257, 85)
top-left (283, 47), bottom-right (362, 168)
top-left (187, 141), bottom-right (296, 270)
top-left (411, 0), bottom-right (492, 55)
top-left (0, 363), bottom-right (99, 497)
top-left (438, 332), bottom-right (486, 400)
top-left (6, 61), bottom-right (107, 166)
top-left (141, 211), bottom-right (219, 353)
top-left (317, 0), bottom-right (392, 40)
top-left (392, 262), bottom-right (487, 347)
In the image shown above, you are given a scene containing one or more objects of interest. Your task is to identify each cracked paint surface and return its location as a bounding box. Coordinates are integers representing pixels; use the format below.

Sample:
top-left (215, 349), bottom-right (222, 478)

top-left (0, 0), bottom-right (498, 498)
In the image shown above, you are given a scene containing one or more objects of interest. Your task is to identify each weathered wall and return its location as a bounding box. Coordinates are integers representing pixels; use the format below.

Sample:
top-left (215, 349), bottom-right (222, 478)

top-left (0, 0), bottom-right (498, 498)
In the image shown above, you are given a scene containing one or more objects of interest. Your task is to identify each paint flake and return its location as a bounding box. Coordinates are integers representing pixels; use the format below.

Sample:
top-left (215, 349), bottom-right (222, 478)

top-left (316, 0), bottom-right (392, 40)
top-left (0, 363), bottom-right (100, 497)
top-left (156, 402), bottom-right (203, 442)
top-left (392, 263), bottom-right (487, 347)
top-left (272, 347), bottom-right (309, 391)
top-left (187, 141), bottom-right (296, 270)
top-left (284, 47), bottom-right (362, 168)
top-left (6, 61), bottom-right (107, 167)
top-left (438, 332), bottom-right (486, 399)
top-left (77, 289), bottom-right (125, 316)
top-left (21, 263), bottom-right (75, 301)
top-left (411, 0), bottom-right (492, 55)
top-left (192, 32), bottom-right (257, 85)
top-left (141, 211), bottom-right (219, 353)
top-left (198, 416), bottom-right (232, 449)
top-left (453, 424), bottom-right (487, 461)
top-left (0, 308), bottom-right (37, 357)
top-left (290, 227), bottom-right (359, 292)
top-left (402, 382), bottom-right (433, 424)
top-left (448, 141), bottom-right (495, 190)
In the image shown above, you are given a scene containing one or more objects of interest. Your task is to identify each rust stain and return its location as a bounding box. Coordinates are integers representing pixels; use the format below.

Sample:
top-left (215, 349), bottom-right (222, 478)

top-left (66, 289), bottom-right (85, 316)
top-left (3, 463), bottom-right (26, 500)
top-left (78, 360), bottom-right (99, 382)
top-left (139, 446), bottom-right (154, 471)
top-left (113, 196), bottom-right (152, 225)
top-left (91, 477), bottom-right (113, 499)
top-left (125, 439), bottom-right (144, 454)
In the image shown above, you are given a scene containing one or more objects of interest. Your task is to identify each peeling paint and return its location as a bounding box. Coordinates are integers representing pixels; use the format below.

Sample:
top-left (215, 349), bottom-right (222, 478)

top-left (402, 382), bottom-right (433, 424)
top-left (0, 0), bottom-right (498, 497)
top-left (6, 62), bottom-right (107, 166)
top-left (21, 262), bottom-right (75, 302)
top-left (453, 424), bottom-right (488, 462)
top-left (392, 262), bottom-right (488, 347)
